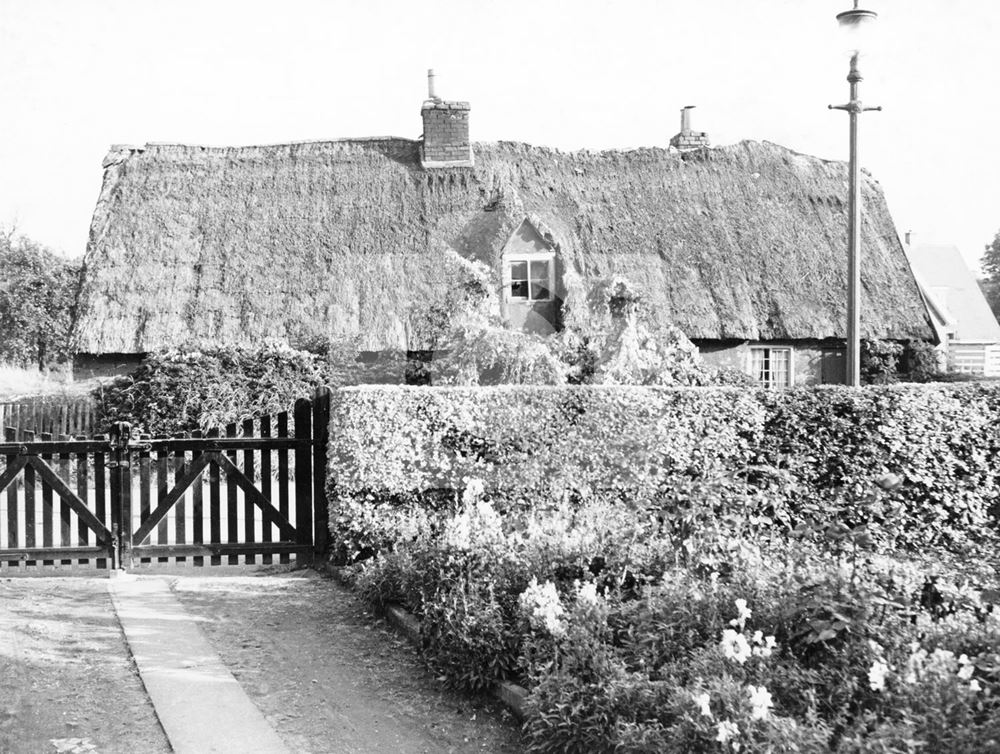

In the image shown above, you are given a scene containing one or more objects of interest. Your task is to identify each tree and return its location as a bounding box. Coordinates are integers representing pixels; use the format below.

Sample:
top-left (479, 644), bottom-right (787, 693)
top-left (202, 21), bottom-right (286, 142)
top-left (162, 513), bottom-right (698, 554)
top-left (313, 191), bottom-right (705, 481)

top-left (982, 230), bottom-right (1000, 322)
top-left (0, 227), bottom-right (81, 369)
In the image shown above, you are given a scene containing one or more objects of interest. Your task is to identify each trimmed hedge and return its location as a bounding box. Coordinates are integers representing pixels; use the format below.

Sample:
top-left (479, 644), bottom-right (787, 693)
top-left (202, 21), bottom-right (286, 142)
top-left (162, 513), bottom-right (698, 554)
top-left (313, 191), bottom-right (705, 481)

top-left (327, 383), bottom-right (1000, 561)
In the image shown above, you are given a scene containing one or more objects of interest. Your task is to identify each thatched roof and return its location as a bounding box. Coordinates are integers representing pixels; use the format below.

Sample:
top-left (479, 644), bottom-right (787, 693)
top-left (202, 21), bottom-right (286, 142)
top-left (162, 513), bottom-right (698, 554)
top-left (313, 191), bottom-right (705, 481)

top-left (73, 138), bottom-right (934, 353)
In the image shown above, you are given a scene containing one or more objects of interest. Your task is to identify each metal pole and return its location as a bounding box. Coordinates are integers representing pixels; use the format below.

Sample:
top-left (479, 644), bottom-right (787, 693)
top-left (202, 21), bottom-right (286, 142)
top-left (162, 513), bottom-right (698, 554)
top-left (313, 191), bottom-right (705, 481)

top-left (830, 52), bottom-right (880, 387)
top-left (847, 54), bottom-right (862, 387)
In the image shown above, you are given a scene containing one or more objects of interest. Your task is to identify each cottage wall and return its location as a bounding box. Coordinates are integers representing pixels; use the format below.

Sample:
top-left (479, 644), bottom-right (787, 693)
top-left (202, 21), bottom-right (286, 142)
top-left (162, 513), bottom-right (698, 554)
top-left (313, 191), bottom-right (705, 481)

top-left (694, 340), bottom-right (846, 386)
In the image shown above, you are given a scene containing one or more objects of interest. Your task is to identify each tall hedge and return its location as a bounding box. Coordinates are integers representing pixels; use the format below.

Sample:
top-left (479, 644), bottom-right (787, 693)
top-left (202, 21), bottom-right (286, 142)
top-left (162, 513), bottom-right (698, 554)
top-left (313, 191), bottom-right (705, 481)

top-left (327, 383), bottom-right (1000, 561)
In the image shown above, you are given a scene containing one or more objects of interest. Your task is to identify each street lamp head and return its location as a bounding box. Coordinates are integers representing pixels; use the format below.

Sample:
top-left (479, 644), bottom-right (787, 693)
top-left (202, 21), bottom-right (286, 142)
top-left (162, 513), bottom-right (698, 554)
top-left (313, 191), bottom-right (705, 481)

top-left (837, 0), bottom-right (878, 57)
top-left (837, 2), bottom-right (878, 29)
top-left (837, 1), bottom-right (878, 53)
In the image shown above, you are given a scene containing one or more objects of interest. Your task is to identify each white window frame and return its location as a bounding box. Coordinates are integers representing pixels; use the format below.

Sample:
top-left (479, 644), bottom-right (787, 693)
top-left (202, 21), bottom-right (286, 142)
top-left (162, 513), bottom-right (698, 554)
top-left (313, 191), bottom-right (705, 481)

top-left (505, 253), bottom-right (555, 303)
top-left (748, 346), bottom-right (794, 389)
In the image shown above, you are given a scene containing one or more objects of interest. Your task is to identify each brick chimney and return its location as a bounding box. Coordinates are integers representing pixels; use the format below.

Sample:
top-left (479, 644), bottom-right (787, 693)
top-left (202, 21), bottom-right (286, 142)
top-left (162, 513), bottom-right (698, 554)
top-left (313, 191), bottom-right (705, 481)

top-left (670, 106), bottom-right (710, 151)
top-left (420, 69), bottom-right (473, 168)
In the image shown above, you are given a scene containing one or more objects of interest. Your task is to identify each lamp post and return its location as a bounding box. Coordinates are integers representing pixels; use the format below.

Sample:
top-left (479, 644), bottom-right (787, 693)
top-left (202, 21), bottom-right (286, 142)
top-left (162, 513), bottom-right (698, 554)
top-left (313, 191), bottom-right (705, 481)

top-left (829, 1), bottom-right (881, 387)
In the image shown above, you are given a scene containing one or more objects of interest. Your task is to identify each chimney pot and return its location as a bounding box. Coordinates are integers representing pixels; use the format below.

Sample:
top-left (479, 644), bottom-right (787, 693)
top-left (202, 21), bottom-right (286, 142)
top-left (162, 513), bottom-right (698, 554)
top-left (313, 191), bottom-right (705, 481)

top-left (428, 68), bottom-right (437, 100)
top-left (670, 105), bottom-right (709, 151)
top-left (681, 105), bottom-right (695, 133)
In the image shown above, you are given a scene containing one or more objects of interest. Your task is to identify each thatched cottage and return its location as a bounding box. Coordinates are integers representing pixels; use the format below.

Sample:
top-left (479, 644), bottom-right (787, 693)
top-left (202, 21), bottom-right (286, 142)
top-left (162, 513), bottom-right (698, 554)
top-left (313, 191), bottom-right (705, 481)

top-left (72, 83), bottom-right (935, 386)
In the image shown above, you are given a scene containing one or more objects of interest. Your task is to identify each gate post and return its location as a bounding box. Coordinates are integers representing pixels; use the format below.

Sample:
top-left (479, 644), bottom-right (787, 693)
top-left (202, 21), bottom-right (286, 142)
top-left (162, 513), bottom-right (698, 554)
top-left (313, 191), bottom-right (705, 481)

top-left (109, 421), bottom-right (133, 570)
top-left (312, 387), bottom-right (331, 560)
top-left (293, 399), bottom-right (313, 563)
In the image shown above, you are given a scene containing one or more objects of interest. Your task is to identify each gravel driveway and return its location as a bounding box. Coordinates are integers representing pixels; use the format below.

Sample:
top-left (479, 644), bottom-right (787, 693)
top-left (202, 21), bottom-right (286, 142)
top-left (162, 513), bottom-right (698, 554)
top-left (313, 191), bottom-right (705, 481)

top-left (0, 569), bottom-right (522, 754)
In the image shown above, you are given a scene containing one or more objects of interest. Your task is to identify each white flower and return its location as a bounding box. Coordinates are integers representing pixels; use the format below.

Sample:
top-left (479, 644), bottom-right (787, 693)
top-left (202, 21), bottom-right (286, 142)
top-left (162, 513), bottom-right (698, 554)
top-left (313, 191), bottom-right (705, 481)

top-left (957, 654), bottom-right (975, 680)
top-left (443, 496), bottom-right (503, 551)
top-left (444, 513), bottom-right (472, 550)
top-left (720, 629), bottom-right (752, 665)
top-left (868, 659), bottom-right (890, 691)
top-left (970, 679), bottom-right (982, 693)
top-left (716, 719), bottom-right (739, 744)
top-left (575, 580), bottom-right (599, 606)
top-left (519, 578), bottom-right (567, 637)
top-left (747, 685), bottom-right (773, 721)
top-left (751, 632), bottom-right (776, 658)
top-left (693, 691), bottom-right (713, 718)
top-left (729, 599), bottom-right (752, 630)
top-left (461, 477), bottom-right (486, 505)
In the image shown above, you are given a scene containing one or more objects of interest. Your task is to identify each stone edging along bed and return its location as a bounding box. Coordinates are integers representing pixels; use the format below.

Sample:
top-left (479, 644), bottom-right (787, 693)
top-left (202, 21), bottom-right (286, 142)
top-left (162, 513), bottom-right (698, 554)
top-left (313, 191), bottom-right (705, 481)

top-left (318, 563), bottom-right (528, 720)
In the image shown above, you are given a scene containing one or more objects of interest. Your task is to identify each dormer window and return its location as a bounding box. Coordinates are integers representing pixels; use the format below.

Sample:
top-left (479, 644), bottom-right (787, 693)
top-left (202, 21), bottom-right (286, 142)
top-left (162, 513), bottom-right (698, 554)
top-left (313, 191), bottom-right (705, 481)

top-left (508, 258), bottom-right (553, 301)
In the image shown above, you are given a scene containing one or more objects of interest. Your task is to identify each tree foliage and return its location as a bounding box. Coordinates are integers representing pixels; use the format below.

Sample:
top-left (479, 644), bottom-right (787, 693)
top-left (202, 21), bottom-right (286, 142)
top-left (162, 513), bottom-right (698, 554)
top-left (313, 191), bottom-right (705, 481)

top-left (0, 227), bottom-right (80, 368)
top-left (982, 230), bottom-right (1000, 322)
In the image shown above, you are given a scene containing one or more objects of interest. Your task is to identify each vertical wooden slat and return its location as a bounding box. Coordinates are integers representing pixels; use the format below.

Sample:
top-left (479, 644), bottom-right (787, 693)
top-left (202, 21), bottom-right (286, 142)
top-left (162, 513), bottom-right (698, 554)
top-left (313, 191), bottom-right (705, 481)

top-left (312, 387), bottom-right (331, 559)
top-left (293, 399), bottom-right (312, 564)
top-left (208, 428), bottom-right (221, 566)
top-left (226, 423), bottom-right (238, 564)
top-left (156, 438), bottom-right (169, 563)
top-left (174, 445), bottom-right (186, 563)
top-left (24, 434), bottom-right (36, 566)
top-left (277, 412), bottom-right (289, 564)
top-left (259, 415), bottom-right (272, 565)
top-left (40, 432), bottom-right (54, 566)
top-left (119, 438), bottom-right (133, 570)
top-left (58, 435), bottom-right (72, 565)
top-left (5, 427), bottom-right (18, 567)
top-left (192, 430), bottom-right (204, 567)
top-left (138, 435), bottom-right (151, 564)
top-left (94, 434), bottom-right (107, 570)
top-left (76, 434), bottom-right (89, 565)
top-left (242, 418), bottom-right (255, 565)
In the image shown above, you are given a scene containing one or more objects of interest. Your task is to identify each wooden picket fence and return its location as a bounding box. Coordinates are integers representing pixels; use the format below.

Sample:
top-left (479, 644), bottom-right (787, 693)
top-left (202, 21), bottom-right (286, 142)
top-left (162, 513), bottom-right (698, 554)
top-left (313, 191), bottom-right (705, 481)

top-left (0, 396), bottom-right (97, 438)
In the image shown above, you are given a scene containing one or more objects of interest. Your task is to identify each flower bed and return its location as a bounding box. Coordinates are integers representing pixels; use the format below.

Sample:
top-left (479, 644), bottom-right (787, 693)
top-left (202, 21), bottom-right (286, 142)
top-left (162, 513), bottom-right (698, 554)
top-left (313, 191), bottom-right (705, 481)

top-left (328, 383), bottom-right (1000, 751)
top-left (346, 482), bottom-right (1000, 752)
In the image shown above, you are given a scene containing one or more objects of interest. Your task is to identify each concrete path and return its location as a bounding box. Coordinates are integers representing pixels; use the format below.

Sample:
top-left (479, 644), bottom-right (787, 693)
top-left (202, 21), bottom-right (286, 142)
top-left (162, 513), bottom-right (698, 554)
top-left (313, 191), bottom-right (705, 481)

top-left (108, 575), bottom-right (291, 754)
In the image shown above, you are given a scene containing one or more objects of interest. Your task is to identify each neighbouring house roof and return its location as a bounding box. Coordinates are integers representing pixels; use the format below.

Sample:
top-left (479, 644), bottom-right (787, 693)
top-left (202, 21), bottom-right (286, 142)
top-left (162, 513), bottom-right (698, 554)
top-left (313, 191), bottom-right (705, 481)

top-left (906, 243), bottom-right (1000, 343)
top-left (72, 138), bottom-right (935, 353)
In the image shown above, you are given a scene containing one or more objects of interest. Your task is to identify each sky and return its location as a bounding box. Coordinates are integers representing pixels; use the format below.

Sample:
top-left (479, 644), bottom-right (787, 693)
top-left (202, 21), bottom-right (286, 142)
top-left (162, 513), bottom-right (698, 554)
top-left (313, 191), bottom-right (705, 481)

top-left (1, 0), bottom-right (998, 273)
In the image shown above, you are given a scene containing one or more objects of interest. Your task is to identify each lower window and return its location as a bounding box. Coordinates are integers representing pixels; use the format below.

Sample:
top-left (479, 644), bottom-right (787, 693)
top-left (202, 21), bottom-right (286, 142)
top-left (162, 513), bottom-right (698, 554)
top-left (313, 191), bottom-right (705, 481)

top-left (750, 347), bottom-right (792, 388)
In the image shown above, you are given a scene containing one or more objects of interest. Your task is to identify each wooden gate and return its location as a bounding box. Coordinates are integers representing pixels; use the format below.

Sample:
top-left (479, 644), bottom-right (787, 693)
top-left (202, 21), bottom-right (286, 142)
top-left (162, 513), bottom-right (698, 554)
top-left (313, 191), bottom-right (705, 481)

top-left (0, 389), bottom-right (330, 572)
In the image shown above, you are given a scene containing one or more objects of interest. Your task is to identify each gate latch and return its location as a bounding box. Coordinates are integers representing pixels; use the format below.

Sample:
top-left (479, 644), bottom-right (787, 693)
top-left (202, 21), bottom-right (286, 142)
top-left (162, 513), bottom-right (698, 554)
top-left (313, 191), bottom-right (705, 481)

top-left (109, 421), bottom-right (133, 452)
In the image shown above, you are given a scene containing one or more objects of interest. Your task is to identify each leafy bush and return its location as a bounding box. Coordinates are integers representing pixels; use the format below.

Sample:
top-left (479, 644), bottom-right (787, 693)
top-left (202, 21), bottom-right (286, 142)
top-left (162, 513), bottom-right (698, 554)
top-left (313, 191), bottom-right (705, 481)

top-left (94, 343), bottom-right (323, 434)
top-left (328, 382), bottom-right (1000, 562)
top-left (901, 339), bottom-right (942, 381)
top-left (860, 339), bottom-right (903, 384)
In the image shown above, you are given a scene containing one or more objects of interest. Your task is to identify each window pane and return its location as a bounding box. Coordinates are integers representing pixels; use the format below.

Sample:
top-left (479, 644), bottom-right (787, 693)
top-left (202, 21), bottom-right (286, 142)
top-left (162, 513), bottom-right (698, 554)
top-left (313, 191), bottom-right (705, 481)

top-left (530, 282), bottom-right (550, 301)
top-left (751, 350), bottom-right (767, 383)
top-left (510, 280), bottom-right (529, 299)
top-left (772, 349), bottom-right (790, 388)
top-left (509, 261), bottom-right (528, 281)
top-left (529, 260), bottom-right (549, 281)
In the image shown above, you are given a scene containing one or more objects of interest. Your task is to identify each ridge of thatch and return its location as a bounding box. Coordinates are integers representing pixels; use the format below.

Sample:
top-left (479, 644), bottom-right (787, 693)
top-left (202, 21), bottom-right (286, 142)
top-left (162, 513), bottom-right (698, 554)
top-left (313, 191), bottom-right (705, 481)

top-left (72, 137), bottom-right (935, 353)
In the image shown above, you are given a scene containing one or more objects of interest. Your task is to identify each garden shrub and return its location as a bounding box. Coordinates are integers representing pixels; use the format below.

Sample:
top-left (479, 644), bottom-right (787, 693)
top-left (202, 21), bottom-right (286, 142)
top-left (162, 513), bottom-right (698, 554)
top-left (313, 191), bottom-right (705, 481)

top-left (94, 343), bottom-right (323, 434)
top-left (860, 339), bottom-right (903, 384)
top-left (328, 385), bottom-right (765, 563)
top-left (329, 382), bottom-right (1000, 562)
